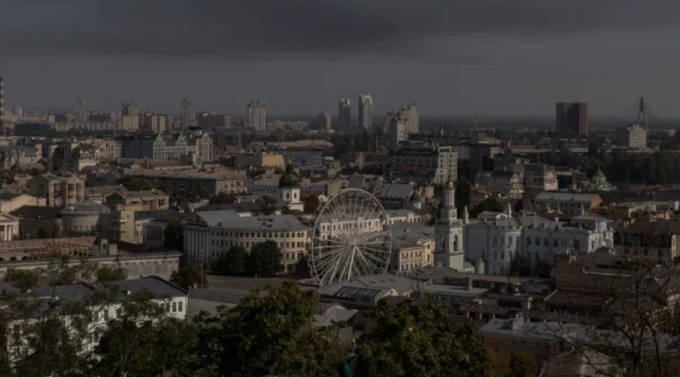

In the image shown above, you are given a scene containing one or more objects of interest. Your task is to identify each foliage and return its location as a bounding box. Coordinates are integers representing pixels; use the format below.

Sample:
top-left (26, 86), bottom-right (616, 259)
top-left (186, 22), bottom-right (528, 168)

top-left (96, 266), bottom-right (127, 282)
top-left (247, 240), bottom-right (284, 277)
top-left (255, 195), bottom-right (278, 216)
top-left (281, 206), bottom-right (293, 215)
top-left (170, 266), bottom-right (207, 289)
top-left (115, 176), bottom-right (154, 191)
top-left (455, 179), bottom-right (472, 218)
top-left (506, 355), bottom-right (537, 377)
top-left (302, 194), bottom-right (321, 214)
top-left (534, 259), bottom-right (552, 279)
top-left (514, 199), bottom-right (524, 213)
top-left (296, 254), bottom-right (311, 277)
top-left (214, 246), bottom-right (248, 276)
top-left (163, 222), bottom-right (184, 252)
top-left (352, 299), bottom-right (490, 377)
top-left (209, 192), bottom-right (236, 204)
top-left (509, 254), bottom-right (531, 277)
top-left (195, 281), bottom-right (344, 377)
top-left (470, 198), bottom-right (504, 219)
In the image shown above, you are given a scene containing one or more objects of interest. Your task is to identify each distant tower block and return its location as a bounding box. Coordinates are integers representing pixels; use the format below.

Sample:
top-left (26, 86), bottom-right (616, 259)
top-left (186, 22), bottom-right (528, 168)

top-left (0, 77), bottom-right (4, 132)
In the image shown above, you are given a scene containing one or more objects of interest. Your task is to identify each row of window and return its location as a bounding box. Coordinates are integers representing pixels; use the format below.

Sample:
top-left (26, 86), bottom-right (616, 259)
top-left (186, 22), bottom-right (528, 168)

top-left (211, 230), bottom-right (307, 238)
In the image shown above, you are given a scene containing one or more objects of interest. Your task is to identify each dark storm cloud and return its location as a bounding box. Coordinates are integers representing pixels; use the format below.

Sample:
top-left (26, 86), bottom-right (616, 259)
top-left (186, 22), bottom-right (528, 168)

top-left (1, 0), bottom-right (679, 58)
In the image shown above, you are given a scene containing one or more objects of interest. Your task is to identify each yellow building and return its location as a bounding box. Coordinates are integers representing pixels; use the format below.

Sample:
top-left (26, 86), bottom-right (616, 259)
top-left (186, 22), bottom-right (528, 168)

top-left (233, 153), bottom-right (285, 168)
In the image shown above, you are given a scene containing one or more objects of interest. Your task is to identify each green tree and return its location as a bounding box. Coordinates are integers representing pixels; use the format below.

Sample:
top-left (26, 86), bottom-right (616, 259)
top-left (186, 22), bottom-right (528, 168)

top-left (96, 266), bottom-right (127, 282)
top-left (296, 254), bottom-right (311, 277)
top-left (195, 281), bottom-right (343, 377)
top-left (255, 195), bottom-right (278, 216)
top-left (247, 240), bottom-right (284, 277)
top-left (455, 179), bottom-right (472, 218)
top-left (214, 246), bottom-right (248, 276)
top-left (303, 194), bottom-right (321, 214)
top-left (509, 254), bottom-right (531, 277)
top-left (170, 266), bottom-right (207, 289)
top-left (281, 206), bottom-right (293, 215)
top-left (534, 259), bottom-right (552, 279)
top-left (506, 355), bottom-right (537, 377)
top-left (353, 299), bottom-right (489, 377)
top-left (209, 192), bottom-right (236, 204)
top-left (163, 222), bottom-right (184, 252)
top-left (470, 198), bottom-right (504, 218)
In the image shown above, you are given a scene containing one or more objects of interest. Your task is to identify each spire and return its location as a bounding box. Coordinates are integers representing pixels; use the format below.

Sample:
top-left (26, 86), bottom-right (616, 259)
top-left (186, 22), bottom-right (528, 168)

top-left (580, 203), bottom-right (586, 216)
top-left (507, 202), bottom-right (512, 216)
top-left (463, 205), bottom-right (469, 223)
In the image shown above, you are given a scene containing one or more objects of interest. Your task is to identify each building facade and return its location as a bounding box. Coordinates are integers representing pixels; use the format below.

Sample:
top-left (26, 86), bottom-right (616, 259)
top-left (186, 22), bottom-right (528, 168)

top-left (247, 100), bottom-right (266, 131)
top-left (397, 103), bottom-right (419, 134)
top-left (338, 99), bottom-right (351, 129)
top-left (616, 124), bottom-right (647, 149)
top-left (556, 102), bottom-right (588, 137)
top-left (434, 180), bottom-right (466, 270)
top-left (387, 142), bottom-right (458, 185)
top-left (28, 174), bottom-right (85, 207)
top-left (358, 94), bottom-right (373, 130)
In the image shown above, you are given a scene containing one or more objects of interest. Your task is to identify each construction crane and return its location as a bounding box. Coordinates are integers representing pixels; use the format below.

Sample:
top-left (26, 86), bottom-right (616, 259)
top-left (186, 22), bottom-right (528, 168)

top-left (470, 114), bottom-right (479, 131)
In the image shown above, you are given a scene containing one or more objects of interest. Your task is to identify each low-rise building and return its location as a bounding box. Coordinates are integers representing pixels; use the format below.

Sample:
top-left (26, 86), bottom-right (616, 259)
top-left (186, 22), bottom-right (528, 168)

top-left (233, 153), bottom-right (285, 168)
top-left (130, 169), bottom-right (247, 197)
top-left (386, 141), bottom-right (458, 185)
top-left (106, 190), bottom-right (170, 210)
top-left (0, 193), bottom-right (46, 213)
top-left (532, 192), bottom-right (602, 216)
top-left (28, 174), bottom-right (85, 207)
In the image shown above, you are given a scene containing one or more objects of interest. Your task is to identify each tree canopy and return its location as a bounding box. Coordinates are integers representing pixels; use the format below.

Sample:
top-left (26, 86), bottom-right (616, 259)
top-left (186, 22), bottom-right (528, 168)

top-left (246, 240), bottom-right (284, 277)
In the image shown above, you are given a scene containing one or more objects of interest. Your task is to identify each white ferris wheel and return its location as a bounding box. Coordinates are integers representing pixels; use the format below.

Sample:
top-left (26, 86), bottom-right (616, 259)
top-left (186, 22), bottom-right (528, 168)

top-left (310, 188), bottom-right (391, 286)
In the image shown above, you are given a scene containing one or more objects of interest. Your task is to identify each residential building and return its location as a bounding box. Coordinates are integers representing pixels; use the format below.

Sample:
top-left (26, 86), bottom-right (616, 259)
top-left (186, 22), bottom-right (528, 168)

top-left (386, 141), bottom-right (458, 185)
top-left (0, 145), bottom-right (40, 169)
top-left (434, 180), bottom-right (466, 270)
top-left (195, 132), bottom-right (214, 163)
top-left (183, 210), bottom-right (309, 271)
top-left (75, 99), bottom-right (87, 123)
top-left (397, 103), bottom-right (419, 134)
top-left (247, 100), bottom-right (266, 131)
top-left (106, 190), bottom-right (170, 210)
top-left (98, 139), bottom-right (122, 161)
top-left (388, 114), bottom-right (407, 150)
top-left (233, 153), bottom-right (285, 168)
top-left (469, 142), bottom-right (501, 183)
top-left (0, 193), bottom-right (46, 213)
top-left (318, 112), bottom-right (331, 131)
top-left (358, 93), bottom-right (372, 129)
top-left (129, 169), bottom-right (247, 197)
top-left (486, 170), bottom-right (524, 199)
top-left (121, 136), bottom-right (155, 159)
top-left (180, 98), bottom-right (194, 130)
top-left (153, 134), bottom-right (190, 160)
top-left (196, 112), bottom-right (230, 129)
top-left (338, 99), bottom-right (351, 129)
top-left (614, 220), bottom-right (680, 262)
top-left (121, 115), bottom-right (139, 132)
top-left (464, 208), bottom-right (613, 276)
top-left (556, 102), bottom-right (588, 137)
top-left (523, 164), bottom-right (558, 198)
top-left (142, 114), bottom-right (169, 133)
top-left (533, 193), bottom-right (603, 216)
top-left (121, 100), bottom-right (139, 117)
top-left (0, 237), bottom-right (181, 280)
top-left (28, 174), bottom-right (85, 207)
top-left (616, 124), bottom-right (647, 149)
top-left (390, 222), bottom-right (435, 272)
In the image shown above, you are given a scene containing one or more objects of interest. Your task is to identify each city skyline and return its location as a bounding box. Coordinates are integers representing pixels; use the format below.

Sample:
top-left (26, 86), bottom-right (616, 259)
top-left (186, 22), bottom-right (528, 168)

top-left (2, 1), bottom-right (680, 116)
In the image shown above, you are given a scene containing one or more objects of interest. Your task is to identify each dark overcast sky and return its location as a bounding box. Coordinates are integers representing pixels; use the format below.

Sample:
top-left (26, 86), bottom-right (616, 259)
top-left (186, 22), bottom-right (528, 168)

top-left (1, 0), bottom-right (680, 117)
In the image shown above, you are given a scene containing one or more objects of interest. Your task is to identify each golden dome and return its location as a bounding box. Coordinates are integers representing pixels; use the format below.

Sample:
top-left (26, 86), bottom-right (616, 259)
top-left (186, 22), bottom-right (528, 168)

top-left (445, 179), bottom-right (454, 189)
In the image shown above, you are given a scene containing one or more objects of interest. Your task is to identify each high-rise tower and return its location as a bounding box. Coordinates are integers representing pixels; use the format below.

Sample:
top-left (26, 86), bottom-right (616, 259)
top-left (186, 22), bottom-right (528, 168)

top-left (180, 98), bottom-right (194, 130)
top-left (338, 99), bottom-right (351, 129)
top-left (556, 102), bottom-right (588, 137)
top-left (121, 100), bottom-right (139, 117)
top-left (75, 99), bottom-right (87, 124)
top-left (247, 100), bottom-right (266, 131)
top-left (358, 94), bottom-right (373, 130)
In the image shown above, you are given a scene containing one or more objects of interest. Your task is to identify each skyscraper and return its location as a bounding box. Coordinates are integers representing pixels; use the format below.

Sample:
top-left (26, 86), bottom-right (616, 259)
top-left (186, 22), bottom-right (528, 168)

top-left (75, 99), bottom-right (87, 124)
top-left (556, 102), bottom-right (588, 137)
top-left (0, 77), bottom-right (4, 132)
top-left (121, 100), bottom-right (139, 117)
top-left (338, 99), bottom-right (351, 129)
top-left (13, 105), bottom-right (22, 121)
top-left (318, 112), bottom-right (331, 131)
top-left (180, 98), bottom-right (194, 130)
top-left (398, 103), bottom-right (419, 134)
top-left (358, 94), bottom-right (373, 130)
top-left (247, 100), bottom-right (266, 131)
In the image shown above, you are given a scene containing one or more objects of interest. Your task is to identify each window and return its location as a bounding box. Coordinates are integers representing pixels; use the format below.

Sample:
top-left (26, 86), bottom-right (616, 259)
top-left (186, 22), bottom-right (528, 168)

top-left (172, 302), bottom-right (177, 313)
top-left (520, 340), bottom-right (526, 348)
top-left (500, 250), bottom-right (504, 260)
top-left (527, 237), bottom-right (532, 245)
top-left (544, 238), bottom-right (549, 246)
top-left (104, 310), bottom-right (109, 320)
top-left (535, 237), bottom-right (540, 245)
top-left (553, 239), bottom-right (558, 247)
top-left (178, 301), bottom-right (183, 312)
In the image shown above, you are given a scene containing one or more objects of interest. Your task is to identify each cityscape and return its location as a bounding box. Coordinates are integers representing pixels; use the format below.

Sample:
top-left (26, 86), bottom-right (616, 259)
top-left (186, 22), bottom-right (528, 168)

top-left (3, 1), bottom-right (680, 377)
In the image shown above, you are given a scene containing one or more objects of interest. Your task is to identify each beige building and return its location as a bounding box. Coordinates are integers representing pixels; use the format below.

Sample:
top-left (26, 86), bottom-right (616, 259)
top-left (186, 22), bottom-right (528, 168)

top-left (233, 153), bottom-right (285, 168)
top-left (106, 190), bottom-right (170, 210)
top-left (524, 164), bottom-right (558, 198)
top-left (0, 193), bottom-right (46, 213)
top-left (616, 124), bottom-right (647, 149)
top-left (390, 222), bottom-right (435, 272)
top-left (0, 237), bottom-right (181, 281)
top-left (318, 112), bottom-right (331, 131)
top-left (130, 169), bottom-right (247, 197)
top-left (121, 115), bottom-right (139, 132)
top-left (28, 174), bottom-right (85, 207)
top-left (98, 139), bottom-right (122, 161)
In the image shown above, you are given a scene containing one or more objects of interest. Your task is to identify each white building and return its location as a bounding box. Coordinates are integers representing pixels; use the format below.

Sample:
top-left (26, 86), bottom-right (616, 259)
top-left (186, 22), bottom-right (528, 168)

top-left (616, 124), bottom-right (647, 149)
top-left (433, 180), bottom-right (466, 270)
top-left (247, 100), bottom-right (266, 131)
top-left (397, 103), bottom-right (419, 134)
top-left (358, 94), bottom-right (373, 130)
top-left (464, 206), bottom-right (613, 275)
top-left (183, 210), bottom-right (309, 272)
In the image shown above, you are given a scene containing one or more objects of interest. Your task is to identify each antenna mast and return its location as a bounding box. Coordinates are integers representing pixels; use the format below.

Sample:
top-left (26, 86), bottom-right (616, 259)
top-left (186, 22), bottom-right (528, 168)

top-left (636, 97), bottom-right (648, 130)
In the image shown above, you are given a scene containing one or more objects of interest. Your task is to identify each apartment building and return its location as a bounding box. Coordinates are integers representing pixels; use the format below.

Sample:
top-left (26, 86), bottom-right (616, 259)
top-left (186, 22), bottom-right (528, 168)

top-left (616, 124), bottom-right (647, 149)
top-left (533, 193), bottom-right (602, 216)
top-left (130, 169), bottom-right (247, 197)
top-left (106, 190), bottom-right (170, 210)
top-left (386, 141), bottom-right (458, 185)
top-left (28, 173), bottom-right (85, 207)
top-left (523, 164), bottom-right (558, 198)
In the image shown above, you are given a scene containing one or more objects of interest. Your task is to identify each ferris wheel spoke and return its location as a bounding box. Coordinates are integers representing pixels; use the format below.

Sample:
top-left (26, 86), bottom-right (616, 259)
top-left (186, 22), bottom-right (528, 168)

top-left (359, 245), bottom-right (391, 257)
top-left (358, 246), bottom-right (391, 262)
top-left (356, 230), bottom-right (390, 245)
top-left (356, 248), bottom-right (387, 274)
